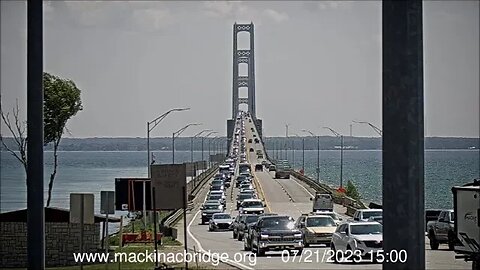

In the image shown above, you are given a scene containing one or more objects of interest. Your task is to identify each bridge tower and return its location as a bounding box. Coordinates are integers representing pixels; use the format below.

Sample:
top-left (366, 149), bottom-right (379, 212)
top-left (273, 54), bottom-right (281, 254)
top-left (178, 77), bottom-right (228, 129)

top-left (227, 22), bottom-right (262, 150)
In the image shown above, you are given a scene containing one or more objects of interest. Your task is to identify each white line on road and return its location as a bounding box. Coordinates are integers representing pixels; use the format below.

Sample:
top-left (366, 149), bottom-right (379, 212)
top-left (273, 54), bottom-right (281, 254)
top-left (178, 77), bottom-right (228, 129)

top-left (291, 177), bottom-right (314, 197)
top-left (187, 210), bottom-right (254, 270)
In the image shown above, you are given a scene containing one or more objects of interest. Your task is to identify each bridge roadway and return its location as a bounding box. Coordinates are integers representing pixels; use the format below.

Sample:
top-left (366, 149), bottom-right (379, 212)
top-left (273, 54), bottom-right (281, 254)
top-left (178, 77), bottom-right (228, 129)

top-left (174, 117), bottom-right (470, 269)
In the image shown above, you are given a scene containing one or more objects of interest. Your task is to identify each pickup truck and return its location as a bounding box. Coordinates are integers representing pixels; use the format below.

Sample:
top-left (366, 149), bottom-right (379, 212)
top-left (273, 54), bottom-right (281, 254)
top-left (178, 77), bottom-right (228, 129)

top-left (310, 193), bottom-right (334, 212)
top-left (427, 209), bottom-right (456, 250)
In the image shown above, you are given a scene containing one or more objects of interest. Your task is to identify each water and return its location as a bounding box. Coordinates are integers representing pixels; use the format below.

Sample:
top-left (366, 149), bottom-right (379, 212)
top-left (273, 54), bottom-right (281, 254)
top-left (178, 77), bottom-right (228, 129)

top-left (267, 149), bottom-right (479, 209)
top-left (0, 150), bottom-right (207, 213)
top-left (1, 149), bottom-right (479, 213)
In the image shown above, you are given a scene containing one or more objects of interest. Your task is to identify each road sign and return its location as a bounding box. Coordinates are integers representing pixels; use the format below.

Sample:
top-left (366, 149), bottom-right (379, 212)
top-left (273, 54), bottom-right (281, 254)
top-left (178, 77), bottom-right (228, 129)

top-left (100, 191), bottom-right (115, 214)
top-left (151, 164), bottom-right (186, 210)
top-left (70, 193), bottom-right (94, 224)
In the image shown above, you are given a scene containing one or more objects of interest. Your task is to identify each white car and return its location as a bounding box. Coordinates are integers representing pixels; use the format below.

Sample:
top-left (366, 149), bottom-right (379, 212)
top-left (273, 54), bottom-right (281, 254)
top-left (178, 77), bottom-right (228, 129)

top-left (352, 209), bottom-right (383, 222)
top-left (331, 221), bottom-right (383, 262)
top-left (312, 210), bottom-right (344, 225)
top-left (209, 190), bottom-right (226, 201)
top-left (239, 199), bottom-right (265, 214)
top-left (209, 213), bottom-right (234, 231)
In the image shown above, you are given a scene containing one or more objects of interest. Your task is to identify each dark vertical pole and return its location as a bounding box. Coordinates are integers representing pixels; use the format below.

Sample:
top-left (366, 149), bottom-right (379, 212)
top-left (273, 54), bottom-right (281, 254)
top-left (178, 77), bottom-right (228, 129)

top-left (317, 136), bottom-right (320, 182)
top-left (27, 0), bottom-right (44, 268)
top-left (292, 139), bottom-right (295, 170)
top-left (190, 137), bottom-right (193, 164)
top-left (153, 187), bottom-right (158, 268)
top-left (340, 135), bottom-right (343, 188)
top-left (182, 186), bottom-right (188, 269)
top-left (302, 138), bottom-right (305, 172)
top-left (172, 133), bottom-right (175, 164)
top-left (383, 1), bottom-right (424, 269)
top-left (201, 137), bottom-right (204, 162)
top-left (80, 195), bottom-right (84, 270)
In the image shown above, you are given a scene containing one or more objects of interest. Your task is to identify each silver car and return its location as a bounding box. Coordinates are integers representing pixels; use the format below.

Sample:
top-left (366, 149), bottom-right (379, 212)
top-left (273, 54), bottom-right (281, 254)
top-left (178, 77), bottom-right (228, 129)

top-left (209, 213), bottom-right (234, 231)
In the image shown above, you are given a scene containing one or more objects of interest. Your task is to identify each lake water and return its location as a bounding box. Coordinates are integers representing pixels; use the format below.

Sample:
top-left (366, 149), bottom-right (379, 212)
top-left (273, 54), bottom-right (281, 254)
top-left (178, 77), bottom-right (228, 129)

top-left (267, 149), bottom-right (479, 209)
top-left (1, 149), bottom-right (479, 213)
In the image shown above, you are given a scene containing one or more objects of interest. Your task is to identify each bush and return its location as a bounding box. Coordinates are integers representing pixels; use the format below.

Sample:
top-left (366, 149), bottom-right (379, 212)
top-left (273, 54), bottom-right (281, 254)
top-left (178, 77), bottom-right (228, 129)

top-left (346, 180), bottom-right (361, 201)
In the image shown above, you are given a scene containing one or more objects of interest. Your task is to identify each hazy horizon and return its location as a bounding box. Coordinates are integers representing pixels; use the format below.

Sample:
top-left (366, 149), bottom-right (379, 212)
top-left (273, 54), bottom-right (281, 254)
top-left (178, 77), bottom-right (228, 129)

top-left (1, 1), bottom-right (479, 138)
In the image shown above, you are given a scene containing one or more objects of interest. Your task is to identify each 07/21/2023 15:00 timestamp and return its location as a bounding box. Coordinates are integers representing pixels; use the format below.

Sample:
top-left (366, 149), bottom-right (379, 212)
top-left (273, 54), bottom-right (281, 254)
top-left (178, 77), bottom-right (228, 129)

top-left (279, 249), bottom-right (408, 264)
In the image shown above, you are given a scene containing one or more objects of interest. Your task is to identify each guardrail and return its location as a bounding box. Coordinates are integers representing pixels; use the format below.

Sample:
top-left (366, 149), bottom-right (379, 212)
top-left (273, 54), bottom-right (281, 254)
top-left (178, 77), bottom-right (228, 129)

top-left (162, 165), bottom-right (219, 228)
top-left (289, 170), bottom-right (367, 216)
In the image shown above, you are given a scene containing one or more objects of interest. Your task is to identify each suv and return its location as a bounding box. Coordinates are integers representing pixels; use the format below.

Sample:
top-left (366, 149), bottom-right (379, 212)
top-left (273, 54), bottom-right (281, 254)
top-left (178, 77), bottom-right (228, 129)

top-left (353, 209), bottom-right (383, 222)
top-left (201, 202), bottom-right (224, 224)
top-left (331, 221), bottom-right (383, 262)
top-left (248, 215), bottom-right (304, 256)
top-left (234, 214), bottom-right (260, 241)
top-left (296, 214), bottom-right (337, 247)
top-left (239, 199), bottom-right (265, 214)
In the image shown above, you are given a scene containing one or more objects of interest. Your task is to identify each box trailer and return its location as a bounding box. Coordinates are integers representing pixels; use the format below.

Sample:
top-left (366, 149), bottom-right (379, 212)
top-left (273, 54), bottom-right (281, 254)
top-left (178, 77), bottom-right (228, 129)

top-left (452, 179), bottom-right (480, 269)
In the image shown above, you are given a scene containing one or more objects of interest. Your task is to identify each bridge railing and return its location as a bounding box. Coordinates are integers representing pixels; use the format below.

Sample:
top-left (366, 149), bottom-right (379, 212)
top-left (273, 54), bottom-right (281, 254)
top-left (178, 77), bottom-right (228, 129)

top-left (288, 170), bottom-right (367, 216)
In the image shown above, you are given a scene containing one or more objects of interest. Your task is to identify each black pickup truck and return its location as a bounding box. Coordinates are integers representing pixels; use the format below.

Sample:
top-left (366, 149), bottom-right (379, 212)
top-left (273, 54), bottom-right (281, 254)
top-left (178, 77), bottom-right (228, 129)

top-left (248, 215), bottom-right (304, 256)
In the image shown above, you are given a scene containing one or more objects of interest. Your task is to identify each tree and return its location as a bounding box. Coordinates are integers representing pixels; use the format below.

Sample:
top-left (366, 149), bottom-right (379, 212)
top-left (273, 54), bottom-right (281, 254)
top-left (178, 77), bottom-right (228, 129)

top-left (0, 100), bottom-right (27, 175)
top-left (345, 180), bottom-right (361, 201)
top-left (44, 72), bottom-right (83, 206)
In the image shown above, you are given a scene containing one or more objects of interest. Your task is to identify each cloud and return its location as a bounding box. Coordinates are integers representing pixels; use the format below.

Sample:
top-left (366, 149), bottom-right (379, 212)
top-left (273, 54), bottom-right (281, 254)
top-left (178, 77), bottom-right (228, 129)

top-left (317, 1), bottom-right (354, 10)
top-left (263, 9), bottom-right (289, 23)
top-left (203, 1), bottom-right (244, 18)
top-left (130, 8), bottom-right (174, 32)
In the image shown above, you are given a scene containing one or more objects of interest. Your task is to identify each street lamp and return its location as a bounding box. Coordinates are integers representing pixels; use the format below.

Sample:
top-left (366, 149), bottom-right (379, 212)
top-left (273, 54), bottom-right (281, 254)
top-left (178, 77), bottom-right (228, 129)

top-left (172, 123), bottom-right (201, 164)
top-left (352, 120), bottom-right (383, 136)
top-left (202, 131), bottom-right (217, 163)
top-left (302, 129), bottom-right (320, 182)
top-left (191, 129), bottom-right (212, 163)
top-left (290, 133), bottom-right (300, 171)
top-left (208, 136), bottom-right (220, 167)
top-left (146, 107), bottom-right (189, 227)
top-left (323, 126), bottom-right (344, 189)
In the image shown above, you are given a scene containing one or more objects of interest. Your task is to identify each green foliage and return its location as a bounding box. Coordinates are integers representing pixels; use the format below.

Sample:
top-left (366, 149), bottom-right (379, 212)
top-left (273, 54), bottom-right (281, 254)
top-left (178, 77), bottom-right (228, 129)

top-left (43, 72), bottom-right (83, 144)
top-left (345, 180), bottom-right (361, 201)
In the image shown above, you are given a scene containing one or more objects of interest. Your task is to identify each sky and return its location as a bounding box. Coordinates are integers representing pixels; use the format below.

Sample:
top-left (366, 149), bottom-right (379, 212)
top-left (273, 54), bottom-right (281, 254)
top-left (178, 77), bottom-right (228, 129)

top-left (1, 1), bottom-right (479, 138)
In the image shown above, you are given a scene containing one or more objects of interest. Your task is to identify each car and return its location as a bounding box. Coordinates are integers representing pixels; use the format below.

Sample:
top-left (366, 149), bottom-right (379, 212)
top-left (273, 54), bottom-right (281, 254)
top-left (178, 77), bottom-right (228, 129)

top-left (312, 210), bottom-right (343, 225)
top-left (352, 209), bottom-right (383, 222)
top-left (240, 188), bottom-right (256, 195)
top-left (210, 184), bottom-right (224, 192)
top-left (255, 164), bottom-right (263, 171)
top-left (254, 138), bottom-right (260, 143)
top-left (331, 221), bottom-right (383, 262)
top-left (236, 175), bottom-right (248, 187)
top-left (209, 213), bottom-right (234, 231)
top-left (201, 202), bottom-right (224, 224)
top-left (426, 209), bottom-right (455, 250)
top-left (207, 194), bottom-right (226, 207)
top-left (209, 190), bottom-right (226, 202)
top-left (232, 215), bottom-right (244, 239)
top-left (296, 215), bottom-right (337, 247)
top-left (248, 139), bottom-right (253, 143)
top-left (239, 199), bottom-right (265, 214)
top-left (249, 148), bottom-right (254, 152)
top-left (240, 183), bottom-right (253, 190)
top-left (368, 215), bottom-right (383, 224)
top-left (269, 165), bottom-right (276, 171)
top-left (236, 214), bottom-right (261, 241)
top-left (236, 193), bottom-right (256, 209)
top-left (249, 215), bottom-right (304, 256)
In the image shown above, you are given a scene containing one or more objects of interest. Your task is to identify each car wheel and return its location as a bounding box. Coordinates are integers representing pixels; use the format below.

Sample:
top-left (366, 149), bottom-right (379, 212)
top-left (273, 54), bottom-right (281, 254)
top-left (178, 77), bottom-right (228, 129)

top-left (330, 243), bottom-right (338, 263)
top-left (303, 236), bottom-right (309, 247)
top-left (238, 234), bottom-right (243, 241)
top-left (257, 247), bottom-right (265, 257)
top-left (208, 226), bottom-right (212, 232)
top-left (448, 233), bottom-right (456, 251)
top-left (429, 231), bottom-right (439, 250)
top-left (233, 231), bottom-right (237, 239)
top-left (244, 239), bottom-right (251, 251)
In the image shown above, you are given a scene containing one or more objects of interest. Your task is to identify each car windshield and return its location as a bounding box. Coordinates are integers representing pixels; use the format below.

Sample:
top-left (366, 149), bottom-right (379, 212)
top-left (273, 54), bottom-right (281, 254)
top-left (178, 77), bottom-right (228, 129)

top-left (262, 217), bottom-right (295, 229)
top-left (204, 204), bottom-right (220, 210)
top-left (245, 216), bottom-right (260, 223)
top-left (209, 195), bottom-right (221, 200)
top-left (212, 181), bottom-right (223, 185)
top-left (363, 211), bottom-right (382, 219)
top-left (239, 194), bottom-right (253, 200)
top-left (242, 201), bottom-right (263, 208)
top-left (319, 212), bottom-right (339, 220)
top-left (350, 224), bottom-right (383, 235)
top-left (306, 217), bottom-right (336, 227)
top-left (214, 214), bottom-right (231, 219)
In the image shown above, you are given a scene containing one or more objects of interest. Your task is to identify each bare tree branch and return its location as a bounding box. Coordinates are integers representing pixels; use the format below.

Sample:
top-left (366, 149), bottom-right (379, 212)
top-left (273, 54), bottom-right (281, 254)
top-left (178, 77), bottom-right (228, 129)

top-left (0, 100), bottom-right (27, 176)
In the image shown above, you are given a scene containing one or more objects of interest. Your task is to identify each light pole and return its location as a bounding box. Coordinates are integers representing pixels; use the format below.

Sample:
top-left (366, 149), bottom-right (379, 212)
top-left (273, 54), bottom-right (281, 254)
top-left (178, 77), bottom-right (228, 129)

top-left (323, 126), bottom-right (344, 189)
top-left (172, 123), bottom-right (201, 164)
top-left (146, 107), bottom-right (189, 227)
top-left (352, 120), bottom-right (383, 136)
top-left (208, 136), bottom-right (219, 167)
top-left (290, 133), bottom-right (300, 170)
top-left (202, 131), bottom-right (217, 165)
top-left (191, 129), bottom-right (211, 163)
top-left (302, 129), bottom-right (320, 182)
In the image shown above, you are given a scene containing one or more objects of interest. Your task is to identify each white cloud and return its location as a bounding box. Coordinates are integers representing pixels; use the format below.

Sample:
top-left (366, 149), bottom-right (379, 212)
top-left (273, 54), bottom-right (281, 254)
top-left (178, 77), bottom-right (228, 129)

top-left (203, 1), bottom-right (243, 18)
top-left (318, 1), bottom-right (354, 10)
top-left (263, 9), bottom-right (289, 23)
top-left (130, 8), bottom-right (174, 32)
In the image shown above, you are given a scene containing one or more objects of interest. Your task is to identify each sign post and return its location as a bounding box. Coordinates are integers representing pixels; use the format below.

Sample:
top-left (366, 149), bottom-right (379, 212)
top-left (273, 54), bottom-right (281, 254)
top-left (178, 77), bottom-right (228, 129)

top-left (101, 191), bottom-right (115, 260)
top-left (70, 193), bottom-right (94, 270)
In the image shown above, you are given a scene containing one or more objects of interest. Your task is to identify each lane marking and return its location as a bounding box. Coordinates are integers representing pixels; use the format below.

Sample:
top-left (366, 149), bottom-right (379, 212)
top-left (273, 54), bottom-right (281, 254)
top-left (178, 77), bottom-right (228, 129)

top-left (187, 210), bottom-right (254, 270)
top-left (290, 176), bottom-right (314, 197)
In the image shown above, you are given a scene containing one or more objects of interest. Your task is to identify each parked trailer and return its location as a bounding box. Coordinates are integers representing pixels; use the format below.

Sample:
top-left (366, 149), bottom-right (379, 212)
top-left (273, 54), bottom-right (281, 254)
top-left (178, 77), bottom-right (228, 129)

top-left (452, 179), bottom-right (480, 269)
